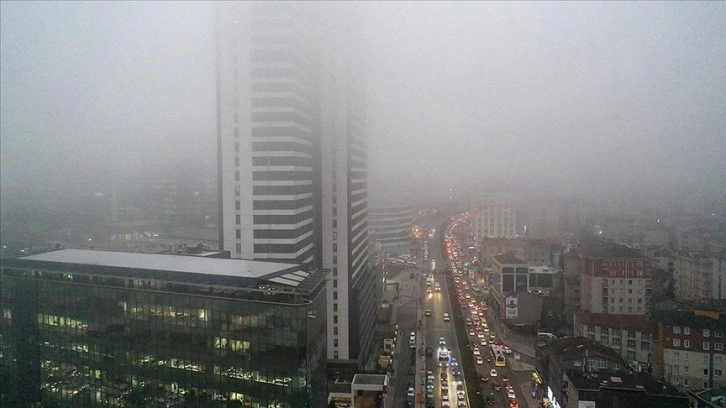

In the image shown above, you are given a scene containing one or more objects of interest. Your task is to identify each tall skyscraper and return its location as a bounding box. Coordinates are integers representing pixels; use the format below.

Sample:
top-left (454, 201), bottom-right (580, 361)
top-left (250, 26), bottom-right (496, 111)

top-left (216, 3), bottom-right (374, 365)
top-left (318, 14), bottom-right (374, 364)
top-left (216, 2), bottom-right (321, 265)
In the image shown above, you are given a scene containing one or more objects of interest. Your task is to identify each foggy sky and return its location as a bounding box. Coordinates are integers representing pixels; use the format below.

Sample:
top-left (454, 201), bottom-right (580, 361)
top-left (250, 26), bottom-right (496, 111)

top-left (2, 2), bottom-right (725, 208)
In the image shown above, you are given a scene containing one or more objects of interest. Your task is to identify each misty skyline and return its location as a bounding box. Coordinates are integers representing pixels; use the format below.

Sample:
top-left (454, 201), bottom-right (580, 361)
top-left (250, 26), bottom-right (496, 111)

top-left (2, 1), bottom-right (725, 209)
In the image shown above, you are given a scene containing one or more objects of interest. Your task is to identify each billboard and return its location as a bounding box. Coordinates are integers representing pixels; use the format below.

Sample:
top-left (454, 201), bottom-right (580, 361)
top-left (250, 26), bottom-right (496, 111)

top-left (505, 296), bottom-right (518, 318)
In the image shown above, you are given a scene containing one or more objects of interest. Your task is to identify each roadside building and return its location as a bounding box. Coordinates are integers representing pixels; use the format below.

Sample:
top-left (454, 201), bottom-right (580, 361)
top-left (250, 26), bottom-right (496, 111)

top-left (571, 242), bottom-right (656, 366)
top-left (651, 299), bottom-right (726, 391)
top-left (535, 336), bottom-right (687, 408)
top-left (0, 249), bottom-right (327, 407)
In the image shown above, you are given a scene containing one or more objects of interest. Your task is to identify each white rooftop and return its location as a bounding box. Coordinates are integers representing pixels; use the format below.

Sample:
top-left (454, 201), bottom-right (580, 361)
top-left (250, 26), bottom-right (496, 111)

top-left (20, 249), bottom-right (305, 283)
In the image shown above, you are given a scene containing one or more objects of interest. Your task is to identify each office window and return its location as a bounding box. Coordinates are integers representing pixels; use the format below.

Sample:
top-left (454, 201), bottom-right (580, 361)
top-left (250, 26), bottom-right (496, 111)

top-left (600, 336), bottom-right (609, 344)
top-left (333, 244), bottom-right (337, 252)
top-left (673, 326), bottom-right (681, 334)
top-left (716, 343), bottom-right (723, 351)
top-left (716, 369), bottom-right (723, 377)
top-left (235, 215), bottom-right (241, 225)
top-left (333, 279), bottom-right (337, 288)
top-left (333, 316), bottom-right (338, 324)
top-left (703, 342), bottom-right (710, 351)
top-left (641, 341), bottom-right (650, 350)
top-left (704, 329), bottom-right (711, 338)
top-left (235, 243), bottom-right (241, 253)
top-left (684, 327), bottom-right (690, 335)
top-left (235, 200), bottom-right (241, 210)
top-left (716, 330), bottom-right (724, 338)
top-left (673, 339), bottom-right (681, 347)
top-left (684, 340), bottom-right (690, 348)
top-left (333, 292), bottom-right (337, 300)
top-left (333, 304), bottom-right (337, 312)
top-left (628, 339), bottom-right (636, 347)
top-left (704, 369), bottom-right (709, 376)
top-left (333, 268), bottom-right (337, 276)
top-left (236, 230), bottom-right (241, 239)
top-left (235, 171), bottom-right (240, 181)
top-left (334, 339), bottom-right (338, 347)
top-left (333, 327), bottom-right (338, 335)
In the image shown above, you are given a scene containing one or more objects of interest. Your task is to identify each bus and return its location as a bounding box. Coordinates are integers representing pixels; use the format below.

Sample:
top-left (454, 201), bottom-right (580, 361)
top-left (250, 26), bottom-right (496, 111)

top-left (491, 344), bottom-right (506, 367)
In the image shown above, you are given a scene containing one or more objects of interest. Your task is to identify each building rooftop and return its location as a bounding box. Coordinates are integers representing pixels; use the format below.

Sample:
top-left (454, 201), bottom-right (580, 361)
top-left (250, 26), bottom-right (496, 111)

top-left (689, 387), bottom-right (726, 408)
top-left (17, 248), bottom-right (301, 279)
top-left (541, 336), bottom-right (626, 364)
top-left (575, 241), bottom-right (646, 259)
top-left (492, 253), bottom-right (528, 265)
top-left (567, 369), bottom-right (685, 398)
top-left (578, 311), bottom-right (656, 331)
top-left (352, 374), bottom-right (388, 386)
top-left (2, 249), bottom-right (324, 297)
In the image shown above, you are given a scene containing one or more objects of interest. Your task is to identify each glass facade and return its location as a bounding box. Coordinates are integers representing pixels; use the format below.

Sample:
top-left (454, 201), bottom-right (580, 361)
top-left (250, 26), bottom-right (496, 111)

top-left (1, 252), bottom-right (326, 407)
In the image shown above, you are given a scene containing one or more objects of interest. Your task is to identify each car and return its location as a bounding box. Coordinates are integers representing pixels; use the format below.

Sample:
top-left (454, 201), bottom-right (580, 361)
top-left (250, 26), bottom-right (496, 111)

top-left (477, 332), bottom-right (486, 339)
top-left (509, 400), bottom-right (519, 408)
top-left (486, 394), bottom-right (496, 406)
top-left (439, 337), bottom-right (446, 345)
top-left (489, 335), bottom-right (496, 342)
top-left (425, 309), bottom-right (432, 316)
top-left (507, 389), bottom-right (516, 400)
top-left (427, 370), bottom-right (434, 381)
top-left (481, 375), bottom-right (489, 382)
top-left (442, 394), bottom-right (450, 407)
top-left (440, 371), bottom-right (448, 380)
top-left (473, 347), bottom-right (480, 355)
top-left (468, 329), bottom-right (475, 336)
top-left (503, 346), bottom-right (512, 354)
top-left (491, 382), bottom-right (501, 391)
top-left (409, 365), bottom-right (415, 375)
top-left (407, 386), bottom-right (415, 397)
top-left (501, 375), bottom-right (509, 383)
top-left (485, 356), bottom-right (491, 362)
top-left (480, 339), bottom-right (487, 347)
top-left (490, 369), bottom-right (497, 377)
top-left (476, 357), bottom-right (484, 364)
top-left (443, 313), bottom-right (450, 322)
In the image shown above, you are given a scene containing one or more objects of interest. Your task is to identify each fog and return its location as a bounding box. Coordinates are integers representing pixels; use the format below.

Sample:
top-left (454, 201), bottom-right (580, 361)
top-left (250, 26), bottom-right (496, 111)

top-left (2, 2), bottom-right (725, 213)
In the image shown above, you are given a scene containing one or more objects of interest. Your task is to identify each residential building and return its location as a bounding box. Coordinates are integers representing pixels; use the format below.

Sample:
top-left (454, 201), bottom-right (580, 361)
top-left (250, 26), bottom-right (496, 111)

top-left (652, 300), bottom-right (726, 391)
top-left (535, 336), bottom-right (687, 408)
top-left (0, 249), bottom-right (327, 407)
top-left (674, 253), bottom-right (726, 302)
top-left (472, 193), bottom-right (517, 240)
top-left (572, 243), bottom-right (656, 365)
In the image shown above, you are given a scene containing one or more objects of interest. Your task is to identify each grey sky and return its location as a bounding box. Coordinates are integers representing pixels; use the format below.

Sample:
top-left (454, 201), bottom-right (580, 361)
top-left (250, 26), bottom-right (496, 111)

top-left (2, 1), bottom-right (725, 206)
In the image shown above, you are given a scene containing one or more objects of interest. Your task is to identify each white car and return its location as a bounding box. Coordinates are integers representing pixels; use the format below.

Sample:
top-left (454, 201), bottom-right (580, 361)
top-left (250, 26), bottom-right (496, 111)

top-left (443, 313), bottom-right (450, 322)
top-left (476, 357), bottom-right (484, 365)
top-left (407, 387), bottom-right (415, 397)
top-left (490, 369), bottom-right (497, 377)
top-left (472, 347), bottom-right (480, 356)
top-left (507, 389), bottom-right (517, 400)
top-left (440, 337), bottom-right (446, 345)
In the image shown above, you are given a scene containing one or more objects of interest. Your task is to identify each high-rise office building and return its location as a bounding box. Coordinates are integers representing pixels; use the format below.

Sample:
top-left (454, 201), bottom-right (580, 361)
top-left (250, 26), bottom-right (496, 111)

top-left (0, 249), bottom-right (327, 407)
top-left (216, 2), bottom-right (321, 265)
top-left (318, 13), bottom-right (374, 364)
top-left (216, 3), bottom-right (374, 365)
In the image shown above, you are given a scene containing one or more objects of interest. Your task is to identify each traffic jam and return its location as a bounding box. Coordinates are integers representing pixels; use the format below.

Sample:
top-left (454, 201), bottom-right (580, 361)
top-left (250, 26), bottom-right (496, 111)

top-left (444, 214), bottom-right (520, 408)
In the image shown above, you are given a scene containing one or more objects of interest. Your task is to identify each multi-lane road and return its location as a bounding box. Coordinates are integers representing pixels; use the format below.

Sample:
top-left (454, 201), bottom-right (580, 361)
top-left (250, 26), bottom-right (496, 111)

top-left (389, 214), bottom-right (533, 408)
